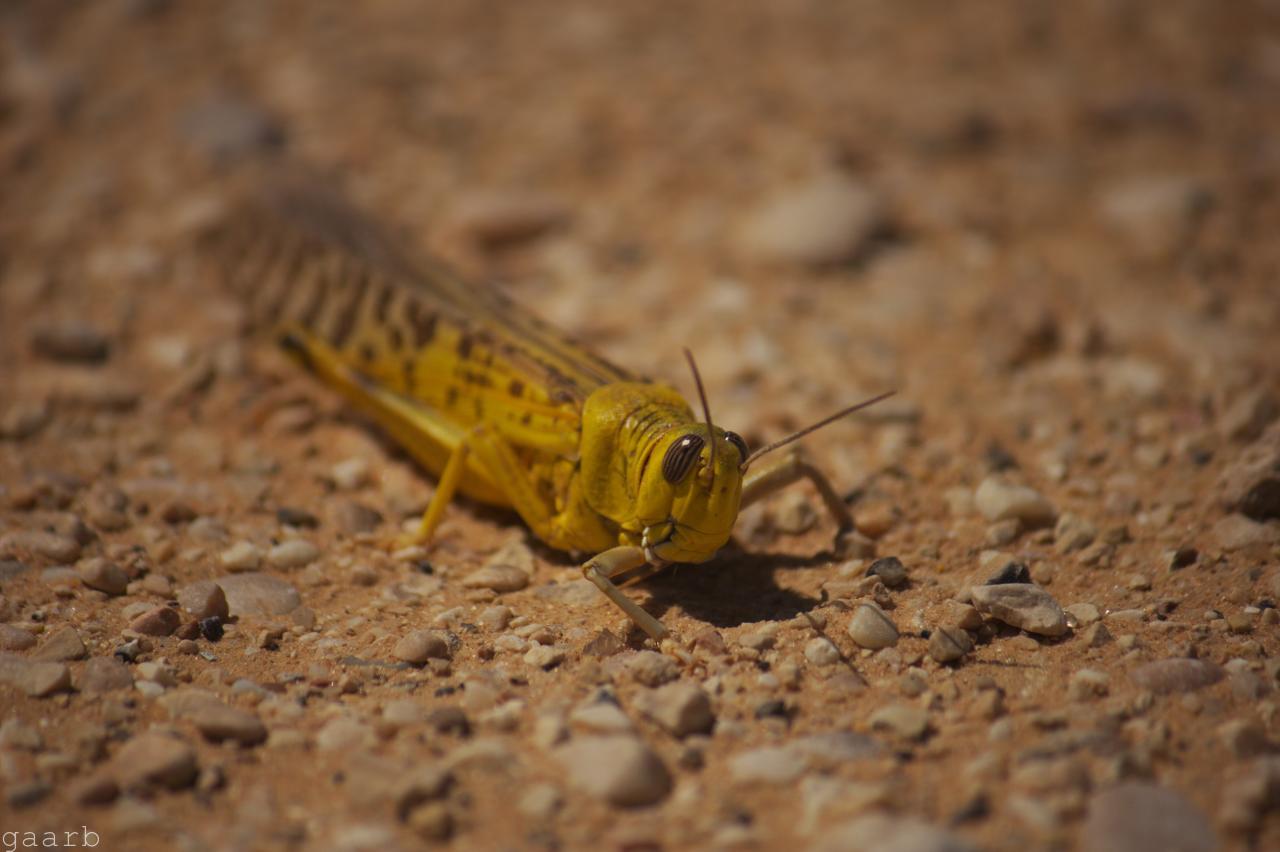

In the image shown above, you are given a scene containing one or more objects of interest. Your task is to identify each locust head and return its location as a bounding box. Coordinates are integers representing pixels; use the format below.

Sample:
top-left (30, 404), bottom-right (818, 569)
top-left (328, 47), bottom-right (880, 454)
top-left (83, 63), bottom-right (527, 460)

top-left (643, 424), bottom-right (747, 564)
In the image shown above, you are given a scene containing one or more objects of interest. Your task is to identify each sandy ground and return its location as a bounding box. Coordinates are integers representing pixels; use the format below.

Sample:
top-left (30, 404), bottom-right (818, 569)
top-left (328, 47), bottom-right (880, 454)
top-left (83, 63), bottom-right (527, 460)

top-left (2, 1), bottom-right (1280, 850)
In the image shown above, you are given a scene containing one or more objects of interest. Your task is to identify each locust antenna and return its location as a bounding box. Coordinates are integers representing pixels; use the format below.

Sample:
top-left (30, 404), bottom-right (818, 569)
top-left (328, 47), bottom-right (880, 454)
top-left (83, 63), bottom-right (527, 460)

top-left (741, 390), bottom-right (896, 472)
top-left (683, 348), bottom-right (716, 478)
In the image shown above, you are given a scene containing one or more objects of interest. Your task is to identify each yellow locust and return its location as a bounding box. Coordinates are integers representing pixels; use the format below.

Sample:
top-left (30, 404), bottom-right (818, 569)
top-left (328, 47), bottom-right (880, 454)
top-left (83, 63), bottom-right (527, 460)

top-left (213, 183), bottom-right (892, 640)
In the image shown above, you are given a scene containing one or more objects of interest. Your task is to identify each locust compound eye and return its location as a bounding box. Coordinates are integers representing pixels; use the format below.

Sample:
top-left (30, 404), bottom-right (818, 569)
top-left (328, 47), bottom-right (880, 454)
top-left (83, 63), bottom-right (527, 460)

top-left (661, 434), bottom-right (705, 483)
top-left (724, 430), bottom-right (749, 462)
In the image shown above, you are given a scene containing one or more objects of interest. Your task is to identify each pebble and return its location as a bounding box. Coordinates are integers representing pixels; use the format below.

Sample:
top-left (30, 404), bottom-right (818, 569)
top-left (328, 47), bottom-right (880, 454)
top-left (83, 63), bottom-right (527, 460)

top-left (68, 772), bottom-right (119, 806)
top-left (569, 701), bottom-right (635, 734)
top-left (1080, 781), bottom-right (1217, 852)
top-left (31, 320), bottom-right (111, 363)
top-left (812, 814), bottom-right (976, 852)
top-left (1130, 658), bottom-right (1225, 695)
top-left (168, 691), bottom-right (267, 746)
top-left (267, 539), bottom-right (319, 570)
top-left (928, 626), bottom-right (973, 663)
top-left (329, 457), bottom-right (371, 490)
top-left (463, 563), bottom-right (529, 593)
top-left (847, 602), bottom-right (899, 649)
top-left (524, 645), bottom-right (565, 669)
top-left (452, 190), bottom-right (568, 247)
top-left (316, 718), bottom-right (375, 751)
top-left (1069, 669), bottom-right (1111, 701)
top-left (219, 541), bottom-right (261, 572)
top-left (866, 556), bottom-right (908, 589)
top-left (556, 736), bottom-right (672, 807)
top-left (76, 657), bottom-right (134, 692)
top-left (1218, 389), bottom-right (1279, 442)
top-left (477, 605), bottom-right (513, 631)
top-left (975, 476), bottom-right (1057, 527)
top-left (330, 500), bottom-right (382, 534)
top-left (427, 707), bottom-right (470, 736)
top-left (970, 583), bottom-right (1068, 637)
top-left (177, 580), bottom-right (229, 620)
top-left (0, 719), bottom-right (42, 750)
top-left (985, 561), bottom-right (1032, 585)
top-left (804, 636), bottom-right (842, 666)
top-left (128, 606), bottom-right (180, 637)
top-left (275, 506), bottom-right (318, 528)
top-left (32, 626), bottom-right (86, 662)
top-left (517, 783), bottom-right (563, 820)
top-left (1098, 174), bottom-right (1210, 259)
top-left (393, 630), bottom-right (451, 664)
top-left (77, 558), bottom-right (129, 595)
top-left (1211, 514), bottom-right (1278, 550)
top-left (1066, 603), bottom-right (1102, 625)
top-left (736, 172), bottom-right (886, 266)
top-left (1217, 421), bottom-right (1280, 520)
top-left (868, 704), bottom-right (930, 740)
top-left (0, 624), bottom-right (36, 650)
top-left (1054, 513), bottom-right (1097, 553)
top-left (730, 745), bottom-right (809, 785)
top-left (628, 651), bottom-right (680, 686)
top-left (3, 530), bottom-right (82, 564)
top-left (113, 732), bottom-right (198, 792)
top-left (1216, 719), bottom-right (1272, 758)
top-left (636, 682), bottom-right (715, 737)
top-left (215, 573), bottom-right (301, 616)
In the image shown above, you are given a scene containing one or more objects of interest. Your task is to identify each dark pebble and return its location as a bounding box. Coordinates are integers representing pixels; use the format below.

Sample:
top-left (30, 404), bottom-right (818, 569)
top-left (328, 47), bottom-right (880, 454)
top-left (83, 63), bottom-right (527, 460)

top-left (199, 617), bottom-right (225, 642)
top-left (754, 699), bottom-right (790, 721)
top-left (986, 562), bottom-right (1031, 585)
top-left (277, 506), bottom-right (319, 528)
top-left (1170, 546), bottom-right (1198, 569)
top-left (427, 707), bottom-right (471, 736)
top-left (31, 322), bottom-right (110, 363)
top-left (115, 639), bottom-right (145, 662)
top-left (866, 556), bottom-right (908, 589)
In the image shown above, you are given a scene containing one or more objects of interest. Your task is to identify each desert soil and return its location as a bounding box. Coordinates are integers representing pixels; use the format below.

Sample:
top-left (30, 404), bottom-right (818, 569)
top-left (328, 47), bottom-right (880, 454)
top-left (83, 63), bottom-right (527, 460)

top-left (2, 1), bottom-right (1280, 850)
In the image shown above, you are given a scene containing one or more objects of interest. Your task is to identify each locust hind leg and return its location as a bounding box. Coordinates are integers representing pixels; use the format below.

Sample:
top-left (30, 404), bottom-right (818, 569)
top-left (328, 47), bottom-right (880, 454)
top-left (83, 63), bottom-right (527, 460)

top-left (741, 447), bottom-right (854, 535)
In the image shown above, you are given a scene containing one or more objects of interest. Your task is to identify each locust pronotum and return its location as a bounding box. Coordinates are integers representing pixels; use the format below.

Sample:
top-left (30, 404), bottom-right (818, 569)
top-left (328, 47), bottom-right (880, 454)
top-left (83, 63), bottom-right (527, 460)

top-left (213, 182), bottom-right (893, 641)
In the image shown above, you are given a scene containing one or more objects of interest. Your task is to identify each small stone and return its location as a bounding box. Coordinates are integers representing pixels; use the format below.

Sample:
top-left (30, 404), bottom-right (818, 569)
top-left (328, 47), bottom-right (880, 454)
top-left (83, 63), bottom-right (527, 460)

top-left (463, 563), bottom-right (529, 593)
top-left (985, 562), bottom-right (1032, 585)
top-left (30, 625), bottom-right (86, 662)
top-left (1212, 514), bottom-right (1278, 551)
top-left (1219, 390), bottom-right (1280, 443)
top-left (452, 191), bottom-right (567, 248)
top-left (177, 695), bottom-right (267, 746)
top-left (31, 321), bottom-right (110, 363)
top-left (0, 719), bottom-right (42, 750)
top-left (524, 645), bottom-right (565, 669)
top-left (160, 501), bottom-right (198, 524)
top-left (737, 172), bottom-right (886, 267)
top-left (971, 583), bottom-right (1068, 637)
top-left (583, 629), bottom-right (626, 658)
top-left (0, 402), bottom-right (49, 440)
top-left (1217, 719), bottom-right (1272, 758)
top-left (1130, 658), bottom-right (1225, 695)
top-left (1217, 420), bottom-right (1280, 521)
top-left (199, 617), bottom-right (225, 642)
top-left (944, 601), bottom-right (985, 630)
top-left (4, 530), bottom-right (82, 564)
top-left (569, 701), bottom-right (634, 734)
top-left (477, 605), bottom-right (513, 631)
top-left (928, 626), bottom-right (973, 663)
top-left (177, 580), bottom-right (229, 620)
top-left (316, 718), bottom-right (375, 751)
top-left (394, 630), bottom-right (451, 664)
top-left (847, 602), bottom-right (899, 649)
top-left (330, 500), bottom-right (382, 534)
top-left (985, 519), bottom-right (1022, 547)
top-left (517, 783), bottom-right (563, 820)
top-left (275, 506), bottom-right (318, 528)
top-left (77, 558), bottom-right (129, 595)
top-left (628, 650), bottom-right (680, 686)
top-left (1069, 669), bottom-right (1111, 701)
top-left (812, 814), bottom-right (976, 852)
top-left (556, 736), bottom-right (672, 807)
top-left (76, 656), bottom-right (133, 692)
top-left (128, 605), bottom-right (180, 637)
top-left (0, 624), bottom-right (37, 651)
top-left (408, 801), bottom-right (453, 841)
top-left (266, 539), bottom-right (319, 570)
top-left (804, 637), bottom-right (842, 666)
top-left (68, 772), bottom-right (119, 806)
top-left (975, 476), bottom-right (1057, 527)
top-left (1054, 513), bottom-right (1098, 553)
top-left (113, 733), bottom-right (198, 791)
top-left (739, 624), bottom-right (779, 650)
top-left (1098, 174), bottom-right (1211, 259)
top-left (1081, 781), bottom-right (1217, 852)
top-left (637, 682), bottom-right (715, 737)
top-left (330, 457), bottom-right (371, 491)
top-left (219, 541), bottom-right (261, 572)
top-left (7, 780), bottom-right (52, 808)
top-left (866, 556), bottom-right (908, 589)
top-left (774, 492), bottom-right (818, 534)
top-left (1066, 603), bottom-right (1102, 626)
top-left (216, 573), bottom-right (301, 616)
top-left (730, 745), bottom-right (809, 785)
top-left (427, 707), bottom-right (471, 736)
top-left (868, 704), bottom-right (930, 741)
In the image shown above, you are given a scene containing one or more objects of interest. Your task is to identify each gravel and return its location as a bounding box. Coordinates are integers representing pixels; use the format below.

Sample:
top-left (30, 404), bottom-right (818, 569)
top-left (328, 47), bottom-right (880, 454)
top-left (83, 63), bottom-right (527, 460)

top-left (393, 630), bottom-right (451, 663)
top-left (974, 476), bottom-right (1058, 527)
top-left (215, 572), bottom-right (301, 615)
top-left (113, 732), bottom-right (199, 792)
top-left (177, 580), bottom-right (230, 619)
top-left (635, 681), bottom-right (715, 737)
top-left (736, 172), bottom-right (886, 266)
top-left (267, 539), bottom-right (320, 569)
top-left (77, 558), bottom-right (129, 595)
top-left (1129, 658), bottom-right (1225, 694)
